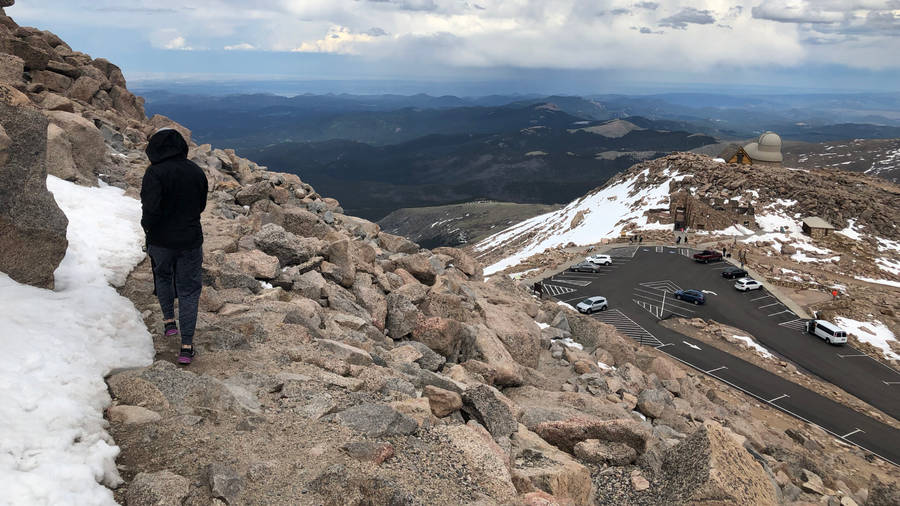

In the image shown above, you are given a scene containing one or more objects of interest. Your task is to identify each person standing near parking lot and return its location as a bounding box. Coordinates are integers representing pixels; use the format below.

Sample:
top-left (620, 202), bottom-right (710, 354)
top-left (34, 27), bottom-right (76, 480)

top-left (141, 128), bottom-right (209, 365)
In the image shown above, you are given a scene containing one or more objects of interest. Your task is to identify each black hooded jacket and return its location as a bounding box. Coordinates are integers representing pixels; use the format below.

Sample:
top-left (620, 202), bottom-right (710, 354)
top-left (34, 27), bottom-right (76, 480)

top-left (140, 129), bottom-right (208, 249)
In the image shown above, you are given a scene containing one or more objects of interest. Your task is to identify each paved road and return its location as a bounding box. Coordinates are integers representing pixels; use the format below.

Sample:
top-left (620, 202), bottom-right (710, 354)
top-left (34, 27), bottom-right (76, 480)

top-left (542, 246), bottom-right (900, 466)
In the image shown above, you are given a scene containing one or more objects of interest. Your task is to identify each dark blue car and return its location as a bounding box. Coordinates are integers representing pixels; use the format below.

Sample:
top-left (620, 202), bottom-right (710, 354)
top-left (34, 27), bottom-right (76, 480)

top-left (674, 289), bottom-right (705, 305)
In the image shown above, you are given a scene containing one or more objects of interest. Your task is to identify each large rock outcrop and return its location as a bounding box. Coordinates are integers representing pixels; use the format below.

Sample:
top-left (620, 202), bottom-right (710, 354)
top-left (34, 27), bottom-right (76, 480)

top-left (659, 422), bottom-right (779, 505)
top-left (0, 101), bottom-right (67, 289)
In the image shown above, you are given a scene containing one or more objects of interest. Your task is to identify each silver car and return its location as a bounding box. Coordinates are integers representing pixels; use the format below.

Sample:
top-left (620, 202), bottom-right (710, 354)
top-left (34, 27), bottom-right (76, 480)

top-left (576, 296), bottom-right (608, 314)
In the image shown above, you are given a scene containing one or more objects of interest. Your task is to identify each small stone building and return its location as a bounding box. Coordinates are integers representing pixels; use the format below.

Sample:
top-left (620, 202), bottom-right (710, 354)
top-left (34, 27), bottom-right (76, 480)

top-left (801, 217), bottom-right (835, 238)
top-left (670, 192), bottom-right (755, 231)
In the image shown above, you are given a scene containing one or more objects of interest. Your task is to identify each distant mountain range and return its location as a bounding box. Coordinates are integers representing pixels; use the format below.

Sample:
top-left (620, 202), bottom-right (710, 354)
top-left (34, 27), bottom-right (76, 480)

top-left (241, 108), bottom-right (715, 220)
top-left (141, 90), bottom-right (900, 220)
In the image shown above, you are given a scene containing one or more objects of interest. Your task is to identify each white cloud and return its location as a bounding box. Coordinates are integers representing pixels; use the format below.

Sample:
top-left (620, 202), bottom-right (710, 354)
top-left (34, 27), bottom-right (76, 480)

top-left (8, 0), bottom-right (900, 71)
top-left (292, 26), bottom-right (382, 54)
top-left (149, 28), bottom-right (194, 51)
top-left (224, 42), bottom-right (256, 51)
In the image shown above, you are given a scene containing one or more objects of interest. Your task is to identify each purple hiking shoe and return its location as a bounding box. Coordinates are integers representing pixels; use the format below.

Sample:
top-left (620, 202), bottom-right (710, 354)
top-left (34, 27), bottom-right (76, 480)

top-left (177, 346), bottom-right (194, 365)
top-left (164, 321), bottom-right (178, 337)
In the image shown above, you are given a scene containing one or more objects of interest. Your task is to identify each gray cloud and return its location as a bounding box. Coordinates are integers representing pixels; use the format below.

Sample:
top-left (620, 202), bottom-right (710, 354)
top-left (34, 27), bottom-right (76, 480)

top-left (364, 27), bottom-right (389, 36)
top-left (753, 1), bottom-right (900, 37)
top-left (88, 6), bottom-right (184, 13)
top-left (361, 0), bottom-right (438, 11)
top-left (633, 2), bottom-right (659, 10)
top-left (659, 7), bottom-right (716, 30)
top-left (632, 26), bottom-right (662, 35)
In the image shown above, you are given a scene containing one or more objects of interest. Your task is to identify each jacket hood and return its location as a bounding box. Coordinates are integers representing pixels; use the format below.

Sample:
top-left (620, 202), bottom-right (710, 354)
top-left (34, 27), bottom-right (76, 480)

top-left (146, 128), bottom-right (188, 164)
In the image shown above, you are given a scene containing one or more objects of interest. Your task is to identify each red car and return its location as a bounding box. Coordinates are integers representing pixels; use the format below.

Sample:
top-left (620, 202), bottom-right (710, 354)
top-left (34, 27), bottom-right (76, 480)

top-left (693, 250), bottom-right (723, 263)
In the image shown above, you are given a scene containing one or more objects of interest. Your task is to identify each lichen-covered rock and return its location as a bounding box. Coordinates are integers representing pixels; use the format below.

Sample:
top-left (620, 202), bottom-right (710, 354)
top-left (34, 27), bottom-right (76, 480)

top-left (659, 421), bottom-right (778, 505)
top-left (0, 103), bottom-right (68, 289)
top-left (126, 471), bottom-right (190, 506)
top-left (462, 384), bottom-right (518, 439)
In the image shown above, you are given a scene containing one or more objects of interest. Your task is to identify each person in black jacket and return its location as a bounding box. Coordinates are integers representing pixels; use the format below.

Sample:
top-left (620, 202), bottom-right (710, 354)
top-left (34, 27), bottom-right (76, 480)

top-left (141, 129), bottom-right (208, 365)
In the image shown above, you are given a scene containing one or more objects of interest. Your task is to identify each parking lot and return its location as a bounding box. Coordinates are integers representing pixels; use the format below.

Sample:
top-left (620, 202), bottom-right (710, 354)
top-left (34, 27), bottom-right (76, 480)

top-left (542, 245), bottom-right (900, 466)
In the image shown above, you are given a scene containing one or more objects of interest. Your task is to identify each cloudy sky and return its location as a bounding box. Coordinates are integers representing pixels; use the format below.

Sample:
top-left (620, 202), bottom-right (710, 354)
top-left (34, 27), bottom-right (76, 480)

top-left (8, 0), bottom-right (900, 94)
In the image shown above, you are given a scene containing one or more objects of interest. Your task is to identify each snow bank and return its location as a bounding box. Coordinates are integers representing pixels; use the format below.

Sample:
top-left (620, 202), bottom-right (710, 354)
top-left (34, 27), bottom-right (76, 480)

top-left (836, 219), bottom-right (864, 241)
top-left (731, 335), bottom-right (774, 359)
top-left (479, 170), bottom-right (679, 274)
top-left (855, 276), bottom-right (900, 288)
top-left (876, 257), bottom-right (900, 276)
top-left (0, 177), bottom-right (154, 505)
top-left (553, 337), bottom-right (584, 350)
top-left (833, 317), bottom-right (900, 361)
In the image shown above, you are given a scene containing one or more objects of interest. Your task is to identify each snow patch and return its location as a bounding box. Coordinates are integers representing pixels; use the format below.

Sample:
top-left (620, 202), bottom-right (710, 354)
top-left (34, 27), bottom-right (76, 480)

top-left (855, 276), bottom-right (900, 288)
top-left (833, 318), bottom-right (900, 361)
top-left (0, 177), bottom-right (154, 505)
top-left (552, 337), bottom-right (583, 350)
top-left (837, 219), bottom-right (864, 241)
top-left (731, 335), bottom-right (774, 359)
top-left (479, 170), bottom-right (680, 274)
top-left (876, 257), bottom-right (900, 276)
top-left (597, 361), bottom-right (616, 371)
top-left (556, 301), bottom-right (578, 312)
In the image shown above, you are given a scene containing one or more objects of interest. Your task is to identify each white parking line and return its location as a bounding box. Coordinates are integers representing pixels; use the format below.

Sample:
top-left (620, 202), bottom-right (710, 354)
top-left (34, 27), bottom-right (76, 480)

top-left (758, 302), bottom-right (782, 309)
top-left (751, 294), bottom-right (774, 301)
top-left (543, 284), bottom-right (577, 297)
top-left (592, 309), bottom-right (664, 347)
top-left (768, 394), bottom-right (789, 402)
top-left (655, 343), bottom-right (674, 349)
top-left (842, 428), bottom-right (863, 438)
top-left (883, 381), bottom-right (900, 385)
top-left (768, 309), bottom-right (793, 317)
top-left (779, 318), bottom-right (807, 331)
top-left (659, 352), bottom-right (899, 467)
top-left (837, 353), bottom-right (870, 358)
top-left (705, 366), bottom-right (727, 374)
top-left (554, 279), bottom-right (592, 287)
top-left (631, 292), bottom-right (696, 312)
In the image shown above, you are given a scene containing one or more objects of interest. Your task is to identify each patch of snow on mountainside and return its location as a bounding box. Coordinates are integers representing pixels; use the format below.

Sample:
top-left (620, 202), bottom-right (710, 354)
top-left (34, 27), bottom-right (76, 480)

top-left (833, 318), bottom-right (900, 361)
top-left (837, 219), bottom-right (864, 241)
top-left (876, 257), bottom-right (900, 276)
top-left (742, 202), bottom-right (842, 263)
top-left (856, 276), bottom-right (900, 288)
top-left (478, 169), bottom-right (679, 274)
top-left (0, 177), bottom-right (154, 505)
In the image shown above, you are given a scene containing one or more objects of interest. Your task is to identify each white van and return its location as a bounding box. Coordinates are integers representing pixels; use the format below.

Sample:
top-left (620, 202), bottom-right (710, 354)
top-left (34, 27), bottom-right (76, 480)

top-left (806, 320), bottom-right (848, 345)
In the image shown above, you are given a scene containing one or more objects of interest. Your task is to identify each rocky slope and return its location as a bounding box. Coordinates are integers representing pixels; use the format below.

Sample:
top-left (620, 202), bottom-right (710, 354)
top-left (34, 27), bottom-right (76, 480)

top-left (782, 138), bottom-right (900, 184)
top-left (1, 5), bottom-right (899, 505)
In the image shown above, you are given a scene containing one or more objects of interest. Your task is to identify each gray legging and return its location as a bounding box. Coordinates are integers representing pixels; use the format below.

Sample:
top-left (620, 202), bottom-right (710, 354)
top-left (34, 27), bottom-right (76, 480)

top-left (148, 245), bottom-right (203, 346)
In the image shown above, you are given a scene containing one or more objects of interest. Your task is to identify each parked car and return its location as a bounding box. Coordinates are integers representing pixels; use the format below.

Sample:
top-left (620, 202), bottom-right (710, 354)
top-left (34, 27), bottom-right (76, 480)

top-left (806, 319), bottom-right (848, 345)
top-left (693, 250), bottom-right (723, 263)
top-left (673, 289), bottom-right (706, 305)
top-left (576, 296), bottom-right (608, 314)
top-left (734, 278), bottom-right (763, 291)
top-left (569, 261), bottom-right (602, 273)
top-left (721, 267), bottom-right (748, 279)
top-left (586, 254), bottom-right (612, 266)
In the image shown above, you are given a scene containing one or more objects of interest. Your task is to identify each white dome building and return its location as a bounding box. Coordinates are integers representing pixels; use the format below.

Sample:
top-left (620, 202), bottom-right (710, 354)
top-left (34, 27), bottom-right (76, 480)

top-left (743, 131), bottom-right (783, 164)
